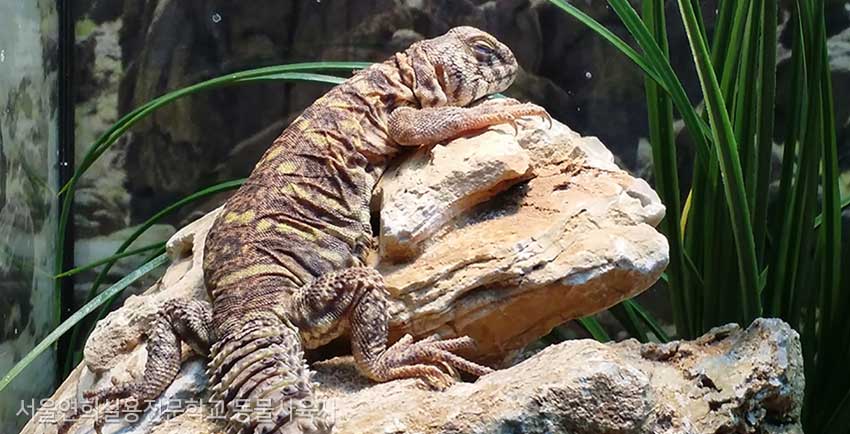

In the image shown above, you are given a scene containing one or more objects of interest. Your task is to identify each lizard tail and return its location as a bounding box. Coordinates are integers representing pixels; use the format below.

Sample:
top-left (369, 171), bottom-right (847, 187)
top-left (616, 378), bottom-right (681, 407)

top-left (206, 316), bottom-right (332, 434)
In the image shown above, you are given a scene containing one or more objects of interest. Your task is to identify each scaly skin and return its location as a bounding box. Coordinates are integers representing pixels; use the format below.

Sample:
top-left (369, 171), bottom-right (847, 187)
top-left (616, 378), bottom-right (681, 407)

top-left (60, 27), bottom-right (549, 434)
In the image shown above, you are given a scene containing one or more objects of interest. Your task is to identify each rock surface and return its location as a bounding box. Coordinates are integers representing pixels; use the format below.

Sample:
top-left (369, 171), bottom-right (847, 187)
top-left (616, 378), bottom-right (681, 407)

top-left (25, 320), bottom-right (804, 434)
top-left (23, 119), bottom-right (671, 434)
top-left (309, 318), bottom-right (804, 434)
top-left (377, 117), bottom-right (667, 363)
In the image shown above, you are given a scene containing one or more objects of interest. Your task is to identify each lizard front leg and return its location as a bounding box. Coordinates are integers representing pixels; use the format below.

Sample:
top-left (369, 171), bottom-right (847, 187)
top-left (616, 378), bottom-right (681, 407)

top-left (59, 298), bottom-right (213, 434)
top-left (289, 267), bottom-right (492, 389)
top-left (388, 99), bottom-right (550, 146)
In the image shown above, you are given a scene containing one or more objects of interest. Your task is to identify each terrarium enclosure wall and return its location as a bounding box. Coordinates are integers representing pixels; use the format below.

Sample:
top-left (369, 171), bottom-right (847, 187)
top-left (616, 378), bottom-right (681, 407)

top-left (2, 0), bottom-right (850, 434)
top-left (0, 1), bottom-right (60, 432)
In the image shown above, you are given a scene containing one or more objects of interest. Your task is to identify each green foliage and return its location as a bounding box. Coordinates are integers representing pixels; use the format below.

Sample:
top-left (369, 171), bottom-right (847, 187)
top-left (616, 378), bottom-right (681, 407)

top-left (552, 1), bottom-right (848, 432)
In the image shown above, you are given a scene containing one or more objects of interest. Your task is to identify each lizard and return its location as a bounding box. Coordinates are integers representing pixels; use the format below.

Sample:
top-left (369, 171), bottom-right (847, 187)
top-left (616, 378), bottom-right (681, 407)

top-left (60, 26), bottom-right (549, 434)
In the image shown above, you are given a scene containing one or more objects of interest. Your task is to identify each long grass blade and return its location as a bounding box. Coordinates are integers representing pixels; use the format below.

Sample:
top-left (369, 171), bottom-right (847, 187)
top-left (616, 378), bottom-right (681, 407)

top-left (546, 0), bottom-right (664, 86)
top-left (640, 0), bottom-right (692, 338)
top-left (675, 0), bottom-right (761, 321)
top-left (577, 317), bottom-right (611, 342)
top-left (624, 299), bottom-right (670, 342)
top-left (605, 0), bottom-right (713, 164)
top-left (766, 10), bottom-right (808, 316)
top-left (549, 0), bottom-right (713, 155)
top-left (609, 302), bottom-right (649, 342)
top-left (753, 0), bottom-right (778, 260)
top-left (54, 242), bottom-right (165, 278)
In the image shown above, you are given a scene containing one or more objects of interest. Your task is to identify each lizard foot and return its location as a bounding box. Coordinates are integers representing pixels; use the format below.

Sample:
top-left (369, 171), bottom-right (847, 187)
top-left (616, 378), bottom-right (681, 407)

top-left (473, 98), bottom-right (552, 133)
top-left (375, 333), bottom-right (494, 390)
top-left (57, 298), bottom-right (212, 434)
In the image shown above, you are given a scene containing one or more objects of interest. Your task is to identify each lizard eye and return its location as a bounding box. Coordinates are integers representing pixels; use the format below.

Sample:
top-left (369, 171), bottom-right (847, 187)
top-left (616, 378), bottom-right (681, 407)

top-left (472, 40), bottom-right (496, 57)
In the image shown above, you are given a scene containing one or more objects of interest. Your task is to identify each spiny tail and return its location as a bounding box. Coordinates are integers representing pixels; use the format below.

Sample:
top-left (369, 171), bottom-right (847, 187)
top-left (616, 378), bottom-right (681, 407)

top-left (206, 316), bottom-right (332, 434)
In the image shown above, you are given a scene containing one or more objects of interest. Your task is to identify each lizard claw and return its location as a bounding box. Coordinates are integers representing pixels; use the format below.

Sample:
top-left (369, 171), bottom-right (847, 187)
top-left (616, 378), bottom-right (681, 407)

top-left (372, 334), bottom-right (493, 390)
top-left (501, 102), bottom-right (551, 132)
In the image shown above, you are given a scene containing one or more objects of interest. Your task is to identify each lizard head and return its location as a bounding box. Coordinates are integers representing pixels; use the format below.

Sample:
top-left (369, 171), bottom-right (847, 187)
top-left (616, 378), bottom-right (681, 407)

top-left (418, 26), bottom-right (518, 106)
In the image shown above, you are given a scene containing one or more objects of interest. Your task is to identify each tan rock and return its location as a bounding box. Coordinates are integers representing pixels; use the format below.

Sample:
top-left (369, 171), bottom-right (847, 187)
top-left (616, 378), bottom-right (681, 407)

top-left (307, 318), bottom-right (804, 434)
top-left (377, 118), bottom-right (667, 363)
top-left (379, 127), bottom-right (531, 259)
top-left (26, 320), bottom-right (803, 434)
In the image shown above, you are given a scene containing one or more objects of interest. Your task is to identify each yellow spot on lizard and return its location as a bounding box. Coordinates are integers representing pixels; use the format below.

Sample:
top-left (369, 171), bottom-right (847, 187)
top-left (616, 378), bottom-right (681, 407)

top-left (219, 263), bottom-right (299, 286)
top-left (275, 223), bottom-right (319, 242)
top-left (256, 219), bottom-right (273, 232)
top-left (260, 146), bottom-right (283, 163)
top-left (276, 161), bottom-right (298, 174)
top-left (224, 210), bottom-right (256, 225)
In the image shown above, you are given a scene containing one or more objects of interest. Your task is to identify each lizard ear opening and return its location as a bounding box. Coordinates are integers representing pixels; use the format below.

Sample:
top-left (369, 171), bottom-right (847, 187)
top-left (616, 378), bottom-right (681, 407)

top-left (434, 63), bottom-right (448, 94)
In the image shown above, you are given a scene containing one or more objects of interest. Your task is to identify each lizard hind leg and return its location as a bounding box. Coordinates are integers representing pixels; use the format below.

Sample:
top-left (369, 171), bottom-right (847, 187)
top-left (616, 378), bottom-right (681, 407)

top-left (206, 314), bottom-right (332, 434)
top-left (290, 267), bottom-right (494, 390)
top-left (58, 298), bottom-right (213, 434)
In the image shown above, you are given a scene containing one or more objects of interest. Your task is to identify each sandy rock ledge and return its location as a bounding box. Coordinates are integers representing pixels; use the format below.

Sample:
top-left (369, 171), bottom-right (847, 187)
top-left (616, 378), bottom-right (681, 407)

top-left (24, 320), bottom-right (803, 434)
top-left (312, 318), bottom-right (803, 434)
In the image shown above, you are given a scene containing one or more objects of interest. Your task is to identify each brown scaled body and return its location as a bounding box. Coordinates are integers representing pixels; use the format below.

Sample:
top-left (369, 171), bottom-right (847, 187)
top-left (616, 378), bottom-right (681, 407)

top-left (61, 26), bottom-right (549, 434)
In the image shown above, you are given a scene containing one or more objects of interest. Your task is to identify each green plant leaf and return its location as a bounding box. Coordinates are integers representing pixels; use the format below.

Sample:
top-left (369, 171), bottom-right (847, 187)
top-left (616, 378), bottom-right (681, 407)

top-left (753, 0), bottom-right (778, 260)
top-left (610, 302), bottom-right (649, 343)
top-left (624, 299), bottom-right (670, 343)
top-left (640, 0), bottom-right (692, 338)
top-left (577, 317), bottom-right (611, 342)
top-left (54, 242), bottom-right (165, 278)
top-left (675, 0), bottom-right (761, 321)
top-left (2, 254), bottom-right (169, 394)
top-left (549, 0), bottom-right (713, 154)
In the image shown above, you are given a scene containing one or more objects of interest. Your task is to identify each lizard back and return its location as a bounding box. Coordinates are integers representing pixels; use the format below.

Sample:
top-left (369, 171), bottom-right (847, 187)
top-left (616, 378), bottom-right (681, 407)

top-left (203, 60), bottom-right (417, 334)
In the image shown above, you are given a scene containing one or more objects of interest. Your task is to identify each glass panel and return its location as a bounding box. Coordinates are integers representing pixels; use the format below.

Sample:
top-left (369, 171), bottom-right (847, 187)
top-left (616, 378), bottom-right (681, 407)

top-left (0, 1), bottom-right (59, 432)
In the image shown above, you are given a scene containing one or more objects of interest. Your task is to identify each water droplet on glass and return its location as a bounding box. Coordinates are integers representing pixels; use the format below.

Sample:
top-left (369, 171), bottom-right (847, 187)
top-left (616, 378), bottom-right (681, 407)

top-left (0, 50), bottom-right (5, 63)
top-left (576, 107), bottom-right (582, 112)
top-left (211, 13), bottom-right (222, 23)
top-left (584, 71), bottom-right (592, 79)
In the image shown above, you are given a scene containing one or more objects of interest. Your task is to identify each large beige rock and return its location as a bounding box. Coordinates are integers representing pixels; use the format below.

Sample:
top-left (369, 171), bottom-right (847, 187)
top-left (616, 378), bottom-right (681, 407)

top-left (22, 118), bottom-right (673, 434)
top-left (311, 318), bottom-right (804, 434)
top-left (376, 118), bottom-right (666, 363)
top-left (378, 125), bottom-right (532, 259)
top-left (26, 320), bottom-right (804, 434)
